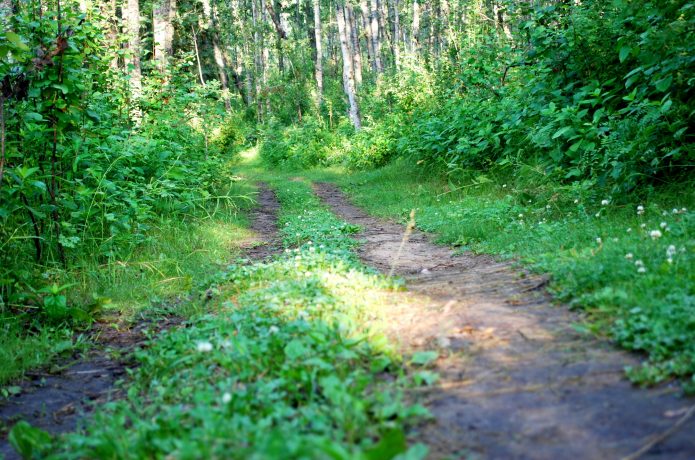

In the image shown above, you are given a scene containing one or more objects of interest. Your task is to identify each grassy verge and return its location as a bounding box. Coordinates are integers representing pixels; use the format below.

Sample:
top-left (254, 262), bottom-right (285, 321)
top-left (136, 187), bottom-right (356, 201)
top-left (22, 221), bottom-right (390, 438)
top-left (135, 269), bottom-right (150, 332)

top-left (0, 181), bottom-right (255, 388)
top-left (305, 160), bottom-right (695, 391)
top-left (15, 177), bottom-right (429, 459)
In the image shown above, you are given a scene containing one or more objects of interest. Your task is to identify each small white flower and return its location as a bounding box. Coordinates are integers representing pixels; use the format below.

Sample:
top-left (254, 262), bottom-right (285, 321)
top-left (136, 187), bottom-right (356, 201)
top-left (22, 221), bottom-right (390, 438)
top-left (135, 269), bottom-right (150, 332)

top-left (637, 205), bottom-right (645, 215)
top-left (660, 222), bottom-right (667, 229)
top-left (649, 230), bottom-right (662, 239)
top-left (627, 228), bottom-right (632, 233)
top-left (625, 253), bottom-right (633, 260)
top-left (595, 212), bottom-right (601, 218)
top-left (672, 208), bottom-right (679, 214)
top-left (222, 392), bottom-right (232, 404)
top-left (667, 245), bottom-right (677, 256)
top-left (662, 211), bottom-right (668, 216)
top-left (667, 257), bottom-right (673, 264)
top-left (596, 237), bottom-right (602, 244)
top-left (502, 184), bottom-right (507, 188)
top-left (196, 341), bottom-right (213, 353)
top-left (601, 199), bottom-right (610, 206)
top-left (546, 205), bottom-right (551, 210)
top-left (518, 214), bottom-right (524, 219)
top-left (640, 223), bottom-right (647, 229)
top-left (612, 237), bottom-right (619, 243)
top-left (635, 260), bottom-right (644, 266)
top-left (682, 207), bottom-right (687, 212)
top-left (637, 266), bottom-right (647, 273)
top-left (574, 199), bottom-right (579, 204)
top-left (269, 325), bottom-right (279, 335)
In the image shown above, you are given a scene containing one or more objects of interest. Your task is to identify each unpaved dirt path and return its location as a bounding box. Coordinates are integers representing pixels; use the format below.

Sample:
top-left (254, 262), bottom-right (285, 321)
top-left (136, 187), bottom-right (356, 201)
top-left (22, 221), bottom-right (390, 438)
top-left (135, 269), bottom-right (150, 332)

top-left (0, 184), bottom-right (281, 460)
top-left (314, 182), bottom-right (695, 460)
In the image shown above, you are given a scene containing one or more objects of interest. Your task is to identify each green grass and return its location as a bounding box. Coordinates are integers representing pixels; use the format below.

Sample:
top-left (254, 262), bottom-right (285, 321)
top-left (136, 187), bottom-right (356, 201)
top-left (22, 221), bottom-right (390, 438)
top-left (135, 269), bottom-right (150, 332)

top-left (15, 176), bottom-right (430, 459)
top-left (305, 160), bottom-right (695, 391)
top-left (0, 181), bottom-right (256, 388)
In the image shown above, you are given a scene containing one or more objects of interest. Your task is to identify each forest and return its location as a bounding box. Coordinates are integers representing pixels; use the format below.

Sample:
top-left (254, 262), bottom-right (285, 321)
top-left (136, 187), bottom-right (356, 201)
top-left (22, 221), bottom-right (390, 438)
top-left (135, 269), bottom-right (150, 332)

top-left (1, 0), bottom-right (694, 458)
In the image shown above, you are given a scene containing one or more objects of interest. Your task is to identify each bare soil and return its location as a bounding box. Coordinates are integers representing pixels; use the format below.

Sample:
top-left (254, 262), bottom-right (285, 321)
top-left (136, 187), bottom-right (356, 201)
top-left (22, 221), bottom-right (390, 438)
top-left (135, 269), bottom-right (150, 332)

top-left (313, 182), bottom-right (695, 460)
top-left (0, 184), bottom-right (282, 460)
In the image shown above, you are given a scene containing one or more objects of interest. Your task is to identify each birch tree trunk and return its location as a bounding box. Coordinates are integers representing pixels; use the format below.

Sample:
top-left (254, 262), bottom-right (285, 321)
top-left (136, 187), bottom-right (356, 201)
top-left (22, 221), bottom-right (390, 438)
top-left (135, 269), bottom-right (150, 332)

top-left (312, 0), bottom-right (324, 107)
top-left (345, 3), bottom-right (362, 86)
top-left (202, 0), bottom-right (232, 110)
top-left (153, 0), bottom-right (170, 71)
top-left (125, 0), bottom-right (142, 100)
top-left (411, 0), bottom-right (420, 55)
top-left (336, 2), bottom-right (361, 130)
top-left (369, 0), bottom-right (383, 73)
top-left (359, 0), bottom-right (376, 73)
top-left (388, 0), bottom-right (400, 68)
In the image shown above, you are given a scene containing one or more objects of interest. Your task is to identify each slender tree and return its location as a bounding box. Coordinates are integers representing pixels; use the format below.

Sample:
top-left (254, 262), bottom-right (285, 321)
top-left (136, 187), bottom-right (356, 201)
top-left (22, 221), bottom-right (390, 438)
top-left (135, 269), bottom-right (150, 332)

top-left (336, 2), bottom-right (361, 129)
top-left (125, 0), bottom-right (142, 99)
top-left (312, 0), bottom-right (324, 108)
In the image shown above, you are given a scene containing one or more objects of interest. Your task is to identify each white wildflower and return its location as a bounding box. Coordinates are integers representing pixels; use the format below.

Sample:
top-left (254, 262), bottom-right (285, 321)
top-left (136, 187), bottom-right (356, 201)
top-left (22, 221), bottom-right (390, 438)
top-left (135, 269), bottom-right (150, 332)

top-left (627, 228), bottom-right (632, 233)
top-left (667, 258), bottom-right (673, 264)
top-left (673, 208), bottom-right (679, 214)
top-left (667, 245), bottom-right (677, 256)
top-left (612, 237), bottom-right (619, 242)
top-left (635, 260), bottom-right (644, 266)
top-left (625, 253), bottom-right (633, 260)
top-left (649, 230), bottom-right (662, 239)
top-left (196, 341), bottom-right (213, 353)
top-left (502, 184), bottom-right (507, 188)
top-left (601, 199), bottom-right (610, 206)
top-left (574, 199), bottom-right (579, 204)
top-left (682, 207), bottom-right (687, 212)
top-left (518, 214), bottom-right (524, 219)
top-left (222, 392), bottom-right (232, 404)
top-left (546, 205), bottom-right (551, 210)
top-left (637, 266), bottom-right (647, 273)
top-left (640, 223), bottom-right (647, 229)
top-left (637, 205), bottom-right (644, 215)
top-left (596, 237), bottom-right (602, 244)
top-left (660, 222), bottom-right (667, 229)
top-left (595, 212), bottom-right (601, 218)
top-left (662, 211), bottom-right (668, 216)
top-left (269, 325), bottom-right (279, 335)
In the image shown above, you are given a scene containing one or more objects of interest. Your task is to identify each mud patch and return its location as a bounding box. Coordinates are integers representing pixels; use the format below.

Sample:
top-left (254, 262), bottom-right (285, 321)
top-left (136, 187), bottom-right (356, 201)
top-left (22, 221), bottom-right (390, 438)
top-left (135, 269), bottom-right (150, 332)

top-left (314, 182), bottom-right (695, 460)
top-left (240, 183), bottom-right (281, 260)
top-left (0, 316), bottom-right (181, 459)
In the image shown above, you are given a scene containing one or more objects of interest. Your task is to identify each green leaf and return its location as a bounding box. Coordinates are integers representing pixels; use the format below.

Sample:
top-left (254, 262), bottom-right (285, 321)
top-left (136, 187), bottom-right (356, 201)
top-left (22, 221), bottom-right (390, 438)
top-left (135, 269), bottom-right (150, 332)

top-left (552, 126), bottom-right (573, 140)
top-left (654, 76), bottom-right (672, 93)
top-left (618, 46), bottom-right (631, 63)
top-left (52, 83), bottom-right (69, 95)
top-left (284, 339), bottom-right (308, 361)
top-left (23, 112), bottom-right (43, 122)
top-left (411, 351), bottom-right (438, 366)
top-left (365, 429), bottom-right (407, 460)
top-left (5, 32), bottom-right (30, 51)
top-left (8, 421), bottom-right (52, 459)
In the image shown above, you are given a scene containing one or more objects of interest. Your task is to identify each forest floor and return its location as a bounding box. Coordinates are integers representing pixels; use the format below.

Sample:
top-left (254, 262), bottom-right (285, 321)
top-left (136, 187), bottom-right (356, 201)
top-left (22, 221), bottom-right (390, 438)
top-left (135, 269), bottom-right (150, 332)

top-left (1, 152), bottom-right (694, 459)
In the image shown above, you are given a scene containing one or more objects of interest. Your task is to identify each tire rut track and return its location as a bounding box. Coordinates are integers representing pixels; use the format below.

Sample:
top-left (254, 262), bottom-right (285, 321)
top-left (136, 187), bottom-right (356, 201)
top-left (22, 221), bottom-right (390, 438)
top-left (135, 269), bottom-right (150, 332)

top-left (313, 181), bottom-right (695, 460)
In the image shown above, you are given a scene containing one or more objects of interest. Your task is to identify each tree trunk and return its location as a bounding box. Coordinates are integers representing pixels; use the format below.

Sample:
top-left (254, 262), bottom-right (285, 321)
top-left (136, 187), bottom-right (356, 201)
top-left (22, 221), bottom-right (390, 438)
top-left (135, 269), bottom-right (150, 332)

top-left (369, 0), bottom-right (383, 73)
top-left (125, 0), bottom-right (142, 100)
top-left (388, 0), bottom-right (400, 68)
top-left (153, 0), bottom-right (170, 71)
top-left (411, 0), bottom-right (420, 55)
top-left (202, 0), bottom-right (231, 110)
top-left (345, 3), bottom-right (362, 86)
top-left (312, 0), bottom-right (323, 108)
top-left (359, 0), bottom-right (376, 73)
top-left (336, 2), bottom-right (361, 130)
